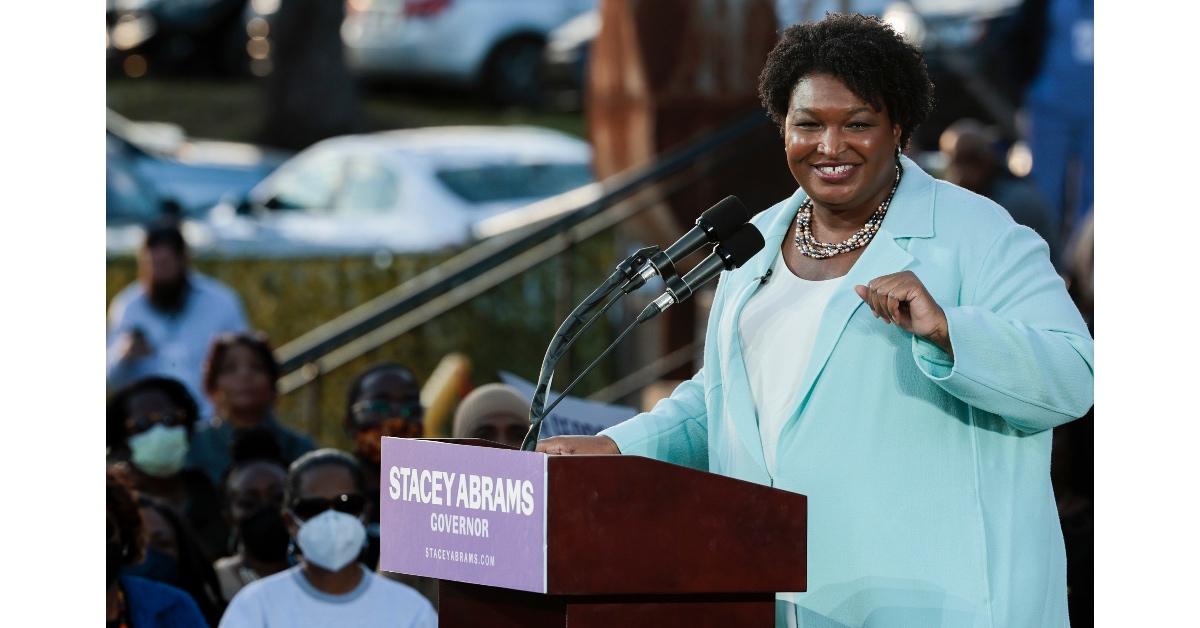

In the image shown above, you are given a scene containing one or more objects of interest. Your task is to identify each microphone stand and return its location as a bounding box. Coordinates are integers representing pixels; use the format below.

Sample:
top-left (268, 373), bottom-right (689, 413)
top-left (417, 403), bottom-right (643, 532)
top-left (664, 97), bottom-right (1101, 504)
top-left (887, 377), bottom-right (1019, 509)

top-left (532, 304), bottom-right (659, 425)
top-left (521, 246), bottom-right (664, 451)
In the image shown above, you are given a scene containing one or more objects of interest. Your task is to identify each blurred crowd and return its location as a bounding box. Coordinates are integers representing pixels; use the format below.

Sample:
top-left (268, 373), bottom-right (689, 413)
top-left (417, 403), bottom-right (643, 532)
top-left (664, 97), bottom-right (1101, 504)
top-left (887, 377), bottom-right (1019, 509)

top-left (106, 222), bottom-right (537, 627)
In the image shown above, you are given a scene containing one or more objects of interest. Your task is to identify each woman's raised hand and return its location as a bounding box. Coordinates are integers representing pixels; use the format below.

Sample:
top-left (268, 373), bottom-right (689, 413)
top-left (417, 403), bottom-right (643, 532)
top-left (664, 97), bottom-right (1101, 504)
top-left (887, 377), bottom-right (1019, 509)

top-left (535, 435), bottom-right (621, 455)
top-left (854, 271), bottom-right (953, 356)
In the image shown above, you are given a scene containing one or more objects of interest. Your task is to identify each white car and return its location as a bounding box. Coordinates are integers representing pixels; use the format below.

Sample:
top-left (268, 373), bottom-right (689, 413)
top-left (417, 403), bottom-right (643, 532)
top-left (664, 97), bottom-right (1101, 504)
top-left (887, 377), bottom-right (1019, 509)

top-left (192, 125), bottom-right (593, 256)
top-left (342, 0), bottom-right (595, 105)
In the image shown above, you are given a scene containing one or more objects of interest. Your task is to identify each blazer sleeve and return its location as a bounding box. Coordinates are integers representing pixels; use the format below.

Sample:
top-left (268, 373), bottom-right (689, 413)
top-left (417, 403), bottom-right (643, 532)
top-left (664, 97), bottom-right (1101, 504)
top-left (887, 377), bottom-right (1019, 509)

top-left (599, 368), bottom-right (710, 470)
top-left (911, 223), bottom-right (1094, 432)
top-left (598, 274), bottom-right (734, 470)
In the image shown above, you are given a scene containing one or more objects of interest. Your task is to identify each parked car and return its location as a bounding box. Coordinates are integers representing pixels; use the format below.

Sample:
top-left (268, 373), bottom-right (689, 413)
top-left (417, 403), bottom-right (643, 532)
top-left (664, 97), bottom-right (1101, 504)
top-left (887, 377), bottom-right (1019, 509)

top-left (188, 125), bottom-right (594, 256)
top-left (107, 109), bottom-right (287, 217)
top-left (107, 138), bottom-right (165, 222)
top-left (540, 9), bottom-right (599, 112)
top-left (341, 0), bottom-right (595, 106)
top-left (107, 110), bottom-right (288, 256)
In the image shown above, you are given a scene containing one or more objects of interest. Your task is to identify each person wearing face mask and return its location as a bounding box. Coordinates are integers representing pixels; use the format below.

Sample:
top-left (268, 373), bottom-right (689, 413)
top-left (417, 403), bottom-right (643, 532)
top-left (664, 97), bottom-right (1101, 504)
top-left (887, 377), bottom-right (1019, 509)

top-left (107, 376), bottom-right (228, 560)
top-left (452, 383), bottom-right (530, 449)
top-left (126, 496), bottom-right (228, 624)
top-left (213, 431), bottom-right (291, 601)
top-left (220, 449), bottom-right (437, 628)
top-left (187, 331), bottom-right (315, 485)
top-left (107, 468), bottom-right (207, 628)
top-left (107, 221), bottom-right (249, 419)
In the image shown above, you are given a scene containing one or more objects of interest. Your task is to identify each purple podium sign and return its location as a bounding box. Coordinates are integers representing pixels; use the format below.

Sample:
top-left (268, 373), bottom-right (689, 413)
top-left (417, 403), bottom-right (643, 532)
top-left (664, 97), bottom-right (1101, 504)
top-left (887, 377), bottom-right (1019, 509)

top-left (378, 438), bottom-right (548, 593)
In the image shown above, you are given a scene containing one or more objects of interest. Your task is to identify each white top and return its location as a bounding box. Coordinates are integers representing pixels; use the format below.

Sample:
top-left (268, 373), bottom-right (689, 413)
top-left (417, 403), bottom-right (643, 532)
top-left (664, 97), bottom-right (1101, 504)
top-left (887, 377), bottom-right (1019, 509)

top-left (219, 565), bottom-right (437, 628)
top-left (106, 272), bottom-right (248, 420)
top-left (738, 252), bottom-right (843, 471)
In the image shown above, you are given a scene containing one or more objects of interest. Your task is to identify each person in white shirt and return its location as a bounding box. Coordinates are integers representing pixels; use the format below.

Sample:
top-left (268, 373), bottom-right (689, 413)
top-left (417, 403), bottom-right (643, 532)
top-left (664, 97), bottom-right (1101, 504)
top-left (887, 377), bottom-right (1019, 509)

top-left (107, 223), bottom-right (249, 420)
top-left (220, 449), bottom-right (437, 628)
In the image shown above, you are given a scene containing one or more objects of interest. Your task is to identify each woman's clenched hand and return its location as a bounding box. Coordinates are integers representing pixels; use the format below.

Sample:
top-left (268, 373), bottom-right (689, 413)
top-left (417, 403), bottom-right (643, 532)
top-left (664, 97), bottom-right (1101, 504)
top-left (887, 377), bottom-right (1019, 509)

top-left (855, 270), bottom-right (953, 357)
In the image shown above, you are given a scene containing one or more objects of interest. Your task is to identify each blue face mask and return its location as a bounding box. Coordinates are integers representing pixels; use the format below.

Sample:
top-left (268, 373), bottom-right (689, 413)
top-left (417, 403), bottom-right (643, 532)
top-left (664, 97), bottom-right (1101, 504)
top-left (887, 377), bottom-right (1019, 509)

top-left (127, 425), bottom-right (188, 477)
top-left (122, 546), bottom-right (180, 585)
top-left (295, 510), bottom-right (367, 572)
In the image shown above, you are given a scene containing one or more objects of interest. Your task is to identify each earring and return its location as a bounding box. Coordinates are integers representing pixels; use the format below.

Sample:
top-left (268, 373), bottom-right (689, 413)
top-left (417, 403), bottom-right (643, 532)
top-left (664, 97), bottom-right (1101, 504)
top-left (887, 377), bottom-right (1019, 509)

top-left (287, 539), bottom-right (300, 566)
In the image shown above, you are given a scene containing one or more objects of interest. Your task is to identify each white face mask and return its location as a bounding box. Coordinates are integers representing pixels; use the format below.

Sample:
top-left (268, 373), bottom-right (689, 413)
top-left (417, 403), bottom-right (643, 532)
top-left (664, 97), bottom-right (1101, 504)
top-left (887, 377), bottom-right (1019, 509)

top-left (296, 510), bottom-right (366, 572)
top-left (127, 424), bottom-right (188, 477)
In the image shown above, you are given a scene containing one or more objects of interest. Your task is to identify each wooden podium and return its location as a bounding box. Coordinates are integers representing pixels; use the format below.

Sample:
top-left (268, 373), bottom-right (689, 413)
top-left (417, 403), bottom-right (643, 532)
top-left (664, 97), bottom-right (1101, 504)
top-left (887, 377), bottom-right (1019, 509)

top-left (396, 439), bottom-right (807, 628)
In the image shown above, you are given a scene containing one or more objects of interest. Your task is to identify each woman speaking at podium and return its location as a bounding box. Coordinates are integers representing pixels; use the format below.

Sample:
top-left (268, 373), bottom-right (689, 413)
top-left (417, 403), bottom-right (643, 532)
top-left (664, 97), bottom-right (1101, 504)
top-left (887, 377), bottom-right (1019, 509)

top-left (538, 13), bottom-right (1093, 628)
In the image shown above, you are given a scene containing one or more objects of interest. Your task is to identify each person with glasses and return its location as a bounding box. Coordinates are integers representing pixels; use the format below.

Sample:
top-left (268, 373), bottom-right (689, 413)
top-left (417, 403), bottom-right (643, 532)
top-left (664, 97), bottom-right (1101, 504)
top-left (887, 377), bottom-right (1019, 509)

top-left (344, 363), bottom-right (425, 470)
top-left (107, 376), bottom-right (228, 560)
top-left (343, 363), bottom-right (440, 605)
top-left (187, 331), bottom-right (315, 486)
top-left (344, 364), bottom-right (425, 536)
top-left (213, 429), bottom-right (291, 601)
top-left (220, 449), bottom-right (437, 628)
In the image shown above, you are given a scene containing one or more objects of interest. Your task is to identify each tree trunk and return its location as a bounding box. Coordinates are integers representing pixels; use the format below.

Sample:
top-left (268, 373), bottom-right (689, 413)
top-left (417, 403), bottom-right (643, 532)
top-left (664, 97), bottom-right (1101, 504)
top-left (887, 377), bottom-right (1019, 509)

top-left (261, 0), bottom-right (363, 150)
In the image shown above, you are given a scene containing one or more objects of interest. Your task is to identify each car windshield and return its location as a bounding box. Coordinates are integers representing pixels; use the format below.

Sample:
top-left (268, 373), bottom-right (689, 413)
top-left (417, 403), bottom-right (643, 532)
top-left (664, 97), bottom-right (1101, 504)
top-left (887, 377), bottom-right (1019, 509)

top-left (107, 159), bottom-right (159, 224)
top-left (435, 162), bottom-right (593, 205)
top-left (262, 151), bottom-right (400, 215)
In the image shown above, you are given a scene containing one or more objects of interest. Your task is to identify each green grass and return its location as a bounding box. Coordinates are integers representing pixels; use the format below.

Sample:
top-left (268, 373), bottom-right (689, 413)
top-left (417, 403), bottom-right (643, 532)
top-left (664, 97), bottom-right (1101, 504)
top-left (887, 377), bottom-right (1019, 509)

top-left (105, 77), bottom-right (586, 145)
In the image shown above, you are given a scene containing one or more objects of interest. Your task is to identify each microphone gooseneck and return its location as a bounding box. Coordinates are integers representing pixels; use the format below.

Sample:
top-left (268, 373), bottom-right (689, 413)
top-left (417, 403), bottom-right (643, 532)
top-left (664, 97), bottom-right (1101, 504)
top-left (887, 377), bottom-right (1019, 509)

top-left (623, 196), bottom-right (750, 294)
top-left (522, 247), bottom-right (660, 451)
top-left (640, 223), bottom-right (765, 320)
top-left (522, 201), bottom-right (758, 452)
top-left (539, 225), bottom-right (763, 421)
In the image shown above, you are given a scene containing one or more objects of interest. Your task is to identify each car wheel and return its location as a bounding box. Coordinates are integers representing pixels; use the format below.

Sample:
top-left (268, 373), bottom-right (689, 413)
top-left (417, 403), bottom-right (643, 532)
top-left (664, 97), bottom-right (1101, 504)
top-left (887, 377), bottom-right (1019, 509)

top-left (484, 36), bottom-right (545, 108)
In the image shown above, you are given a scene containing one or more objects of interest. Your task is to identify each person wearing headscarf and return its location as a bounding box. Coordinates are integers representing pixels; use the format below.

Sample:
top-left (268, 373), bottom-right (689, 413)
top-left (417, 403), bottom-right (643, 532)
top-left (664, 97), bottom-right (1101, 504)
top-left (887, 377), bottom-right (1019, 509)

top-left (452, 383), bottom-right (530, 448)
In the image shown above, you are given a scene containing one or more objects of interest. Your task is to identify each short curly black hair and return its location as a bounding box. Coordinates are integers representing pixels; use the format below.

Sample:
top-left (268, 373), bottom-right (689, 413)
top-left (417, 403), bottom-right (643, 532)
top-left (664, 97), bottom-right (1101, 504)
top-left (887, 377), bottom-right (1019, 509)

top-left (757, 13), bottom-right (934, 148)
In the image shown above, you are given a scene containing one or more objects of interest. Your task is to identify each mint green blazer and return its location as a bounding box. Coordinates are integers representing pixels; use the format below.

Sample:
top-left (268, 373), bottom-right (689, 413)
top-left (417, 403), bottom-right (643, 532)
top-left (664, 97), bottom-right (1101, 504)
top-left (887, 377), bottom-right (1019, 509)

top-left (601, 156), bottom-right (1094, 628)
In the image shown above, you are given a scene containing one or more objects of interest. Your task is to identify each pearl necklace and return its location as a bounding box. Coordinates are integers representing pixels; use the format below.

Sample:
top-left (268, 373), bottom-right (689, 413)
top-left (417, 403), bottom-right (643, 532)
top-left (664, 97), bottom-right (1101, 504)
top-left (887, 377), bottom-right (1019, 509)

top-left (793, 164), bottom-right (902, 259)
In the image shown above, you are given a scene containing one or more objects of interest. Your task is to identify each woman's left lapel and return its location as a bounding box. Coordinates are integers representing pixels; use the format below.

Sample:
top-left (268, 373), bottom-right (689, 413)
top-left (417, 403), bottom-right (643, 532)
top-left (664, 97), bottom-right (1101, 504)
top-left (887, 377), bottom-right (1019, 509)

top-left (777, 157), bottom-right (937, 459)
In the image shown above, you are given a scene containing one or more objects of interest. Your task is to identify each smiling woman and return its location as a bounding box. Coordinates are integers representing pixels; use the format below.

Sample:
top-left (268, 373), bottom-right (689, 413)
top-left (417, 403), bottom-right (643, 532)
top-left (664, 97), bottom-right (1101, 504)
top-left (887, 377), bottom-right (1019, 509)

top-left (758, 13), bottom-right (935, 284)
top-left (537, 13), bottom-right (1093, 628)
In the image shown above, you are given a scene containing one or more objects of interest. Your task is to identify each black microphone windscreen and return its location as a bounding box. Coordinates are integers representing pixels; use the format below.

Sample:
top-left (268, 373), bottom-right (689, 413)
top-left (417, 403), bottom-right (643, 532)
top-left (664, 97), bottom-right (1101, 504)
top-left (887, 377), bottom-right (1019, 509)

top-left (719, 224), bottom-right (766, 269)
top-left (699, 196), bottom-right (751, 240)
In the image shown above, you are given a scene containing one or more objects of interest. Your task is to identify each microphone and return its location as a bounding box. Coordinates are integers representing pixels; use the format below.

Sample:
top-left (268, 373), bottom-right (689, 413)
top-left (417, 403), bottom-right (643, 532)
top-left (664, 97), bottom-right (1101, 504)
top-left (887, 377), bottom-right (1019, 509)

top-left (641, 223), bottom-right (765, 320)
top-left (624, 196), bottom-right (751, 293)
